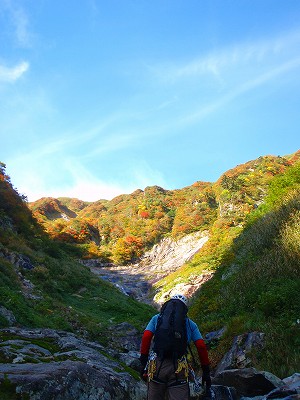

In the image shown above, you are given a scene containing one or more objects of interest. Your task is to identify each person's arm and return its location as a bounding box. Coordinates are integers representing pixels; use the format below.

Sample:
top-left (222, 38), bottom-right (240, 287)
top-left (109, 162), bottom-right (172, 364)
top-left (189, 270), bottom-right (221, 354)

top-left (140, 330), bottom-right (154, 357)
top-left (139, 330), bottom-right (154, 379)
top-left (189, 319), bottom-right (212, 388)
top-left (139, 315), bottom-right (157, 379)
top-left (194, 338), bottom-right (209, 366)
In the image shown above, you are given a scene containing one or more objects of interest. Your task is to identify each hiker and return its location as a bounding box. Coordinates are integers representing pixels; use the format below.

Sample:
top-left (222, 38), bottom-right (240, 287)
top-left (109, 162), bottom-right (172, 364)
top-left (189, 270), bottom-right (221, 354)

top-left (139, 294), bottom-right (211, 400)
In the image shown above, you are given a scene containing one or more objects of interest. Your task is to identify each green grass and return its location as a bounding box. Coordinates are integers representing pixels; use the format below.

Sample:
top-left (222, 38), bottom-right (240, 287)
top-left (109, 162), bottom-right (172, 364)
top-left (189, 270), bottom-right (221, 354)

top-left (0, 227), bottom-right (155, 344)
top-left (188, 168), bottom-right (300, 378)
top-left (1, 157), bottom-right (299, 380)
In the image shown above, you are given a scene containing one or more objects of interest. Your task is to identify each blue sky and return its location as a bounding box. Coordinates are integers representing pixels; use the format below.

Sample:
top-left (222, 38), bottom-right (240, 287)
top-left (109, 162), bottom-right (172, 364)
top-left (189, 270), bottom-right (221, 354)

top-left (1, 0), bottom-right (300, 202)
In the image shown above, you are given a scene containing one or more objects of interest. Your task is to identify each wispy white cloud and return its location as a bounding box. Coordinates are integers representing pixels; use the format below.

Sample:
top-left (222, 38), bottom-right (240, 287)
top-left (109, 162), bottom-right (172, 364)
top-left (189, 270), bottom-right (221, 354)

top-left (7, 152), bottom-right (167, 202)
top-left (140, 29), bottom-right (300, 133)
top-left (0, 61), bottom-right (29, 82)
top-left (2, 0), bottom-right (33, 47)
top-left (154, 29), bottom-right (300, 84)
top-left (12, 6), bottom-right (31, 47)
top-left (46, 120), bottom-right (136, 161)
top-left (85, 131), bottom-right (138, 158)
top-left (50, 180), bottom-right (128, 202)
top-left (12, 166), bottom-right (131, 202)
top-left (88, 0), bottom-right (99, 17)
top-left (181, 56), bottom-right (300, 125)
top-left (6, 153), bottom-right (124, 201)
top-left (127, 159), bottom-right (168, 190)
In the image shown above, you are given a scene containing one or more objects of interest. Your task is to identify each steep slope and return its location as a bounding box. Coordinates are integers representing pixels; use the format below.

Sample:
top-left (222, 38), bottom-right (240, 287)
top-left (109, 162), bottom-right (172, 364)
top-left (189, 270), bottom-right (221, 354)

top-left (84, 230), bottom-right (209, 303)
top-left (187, 161), bottom-right (300, 378)
top-left (153, 153), bottom-right (298, 301)
top-left (0, 163), bottom-right (154, 341)
top-left (3, 151), bottom-right (299, 382)
top-left (30, 182), bottom-right (218, 262)
top-left (29, 152), bottom-right (299, 267)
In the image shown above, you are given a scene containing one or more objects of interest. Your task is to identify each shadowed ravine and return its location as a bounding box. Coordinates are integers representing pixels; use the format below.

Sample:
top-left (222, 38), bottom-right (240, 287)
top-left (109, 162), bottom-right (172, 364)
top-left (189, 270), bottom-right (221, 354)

top-left (81, 231), bottom-right (209, 304)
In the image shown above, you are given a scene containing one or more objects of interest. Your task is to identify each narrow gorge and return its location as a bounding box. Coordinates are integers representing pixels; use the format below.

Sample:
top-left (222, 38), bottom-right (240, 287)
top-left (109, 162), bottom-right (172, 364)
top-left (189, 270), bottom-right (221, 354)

top-left (81, 230), bottom-right (210, 305)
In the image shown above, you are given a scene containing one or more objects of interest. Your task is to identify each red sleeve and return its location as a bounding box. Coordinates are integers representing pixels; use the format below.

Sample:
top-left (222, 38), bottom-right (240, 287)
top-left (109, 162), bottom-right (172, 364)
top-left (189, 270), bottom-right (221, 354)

top-left (140, 330), bottom-right (154, 355)
top-left (194, 339), bottom-right (210, 366)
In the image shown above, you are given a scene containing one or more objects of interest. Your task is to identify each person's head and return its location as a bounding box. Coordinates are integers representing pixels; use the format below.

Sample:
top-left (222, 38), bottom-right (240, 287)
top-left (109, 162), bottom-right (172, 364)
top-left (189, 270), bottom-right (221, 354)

top-left (171, 293), bottom-right (188, 307)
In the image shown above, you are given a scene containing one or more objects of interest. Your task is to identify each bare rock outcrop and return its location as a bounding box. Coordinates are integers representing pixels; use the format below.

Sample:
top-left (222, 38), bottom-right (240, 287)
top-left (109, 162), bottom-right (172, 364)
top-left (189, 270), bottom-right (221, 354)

top-left (85, 231), bottom-right (210, 304)
top-left (0, 327), bottom-right (146, 400)
top-left (212, 367), bottom-right (284, 398)
top-left (0, 306), bottom-right (16, 326)
top-left (215, 332), bottom-right (265, 375)
top-left (138, 231), bottom-right (209, 278)
top-left (0, 327), bottom-right (299, 399)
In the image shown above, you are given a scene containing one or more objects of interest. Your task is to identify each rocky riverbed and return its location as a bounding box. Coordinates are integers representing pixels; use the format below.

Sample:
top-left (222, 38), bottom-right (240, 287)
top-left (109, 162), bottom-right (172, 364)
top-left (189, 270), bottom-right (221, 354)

top-left (81, 231), bottom-right (210, 305)
top-left (0, 327), bottom-right (299, 400)
top-left (0, 326), bottom-right (146, 400)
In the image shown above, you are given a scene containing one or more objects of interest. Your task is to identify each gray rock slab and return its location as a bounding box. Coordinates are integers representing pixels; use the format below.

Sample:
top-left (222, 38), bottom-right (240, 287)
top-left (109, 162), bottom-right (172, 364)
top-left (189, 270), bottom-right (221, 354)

top-left (212, 368), bottom-right (284, 397)
top-left (0, 360), bottom-right (146, 400)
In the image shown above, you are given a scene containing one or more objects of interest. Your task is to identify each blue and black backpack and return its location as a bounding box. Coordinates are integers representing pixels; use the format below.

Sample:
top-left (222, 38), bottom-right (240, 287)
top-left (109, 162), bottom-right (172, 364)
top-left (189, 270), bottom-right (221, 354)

top-left (153, 298), bottom-right (188, 360)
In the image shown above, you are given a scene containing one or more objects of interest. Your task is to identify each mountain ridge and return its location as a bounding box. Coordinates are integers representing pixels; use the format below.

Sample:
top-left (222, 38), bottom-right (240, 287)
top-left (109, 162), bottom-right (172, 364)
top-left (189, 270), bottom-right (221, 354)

top-left (28, 151), bottom-right (300, 266)
top-left (1, 150), bottom-right (299, 384)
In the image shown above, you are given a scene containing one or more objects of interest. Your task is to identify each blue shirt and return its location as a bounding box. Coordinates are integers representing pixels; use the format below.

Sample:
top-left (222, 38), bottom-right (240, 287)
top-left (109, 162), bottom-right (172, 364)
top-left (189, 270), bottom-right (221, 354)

top-left (145, 314), bottom-right (203, 343)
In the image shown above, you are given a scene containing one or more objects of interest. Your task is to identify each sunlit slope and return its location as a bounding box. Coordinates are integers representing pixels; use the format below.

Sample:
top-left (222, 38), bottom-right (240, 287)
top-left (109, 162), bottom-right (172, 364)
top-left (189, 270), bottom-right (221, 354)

top-left (0, 163), bottom-right (155, 342)
top-left (187, 161), bottom-right (300, 378)
top-left (29, 152), bottom-right (299, 265)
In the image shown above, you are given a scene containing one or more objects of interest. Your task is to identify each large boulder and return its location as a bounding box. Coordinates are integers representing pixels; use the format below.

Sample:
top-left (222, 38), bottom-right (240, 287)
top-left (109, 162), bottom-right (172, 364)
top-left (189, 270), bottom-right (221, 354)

top-left (106, 322), bottom-right (141, 353)
top-left (0, 327), bottom-right (146, 400)
top-left (0, 361), bottom-right (146, 400)
top-left (282, 373), bottom-right (300, 391)
top-left (0, 306), bottom-right (16, 326)
top-left (263, 373), bottom-right (300, 399)
top-left (215, 332), bottom-right (265, 374)
top-left (0, 249), bottom-right (35, 270)
top-left (212, 367), bottom-right (284, 397)
top-left (210, 385), bottom-right (238, 400)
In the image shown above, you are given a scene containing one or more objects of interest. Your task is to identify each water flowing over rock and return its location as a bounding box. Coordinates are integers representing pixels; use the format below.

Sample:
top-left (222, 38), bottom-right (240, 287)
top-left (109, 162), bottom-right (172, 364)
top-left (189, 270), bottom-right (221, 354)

top-left (83, 231), bottom-right (210, 304)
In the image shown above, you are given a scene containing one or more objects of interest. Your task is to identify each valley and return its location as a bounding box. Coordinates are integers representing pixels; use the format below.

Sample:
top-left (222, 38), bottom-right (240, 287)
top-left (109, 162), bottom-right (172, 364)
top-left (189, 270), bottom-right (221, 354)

top-left (82, 230), bottom-right (209, 304)
top-left (0, 152), bottom-right (299, 399)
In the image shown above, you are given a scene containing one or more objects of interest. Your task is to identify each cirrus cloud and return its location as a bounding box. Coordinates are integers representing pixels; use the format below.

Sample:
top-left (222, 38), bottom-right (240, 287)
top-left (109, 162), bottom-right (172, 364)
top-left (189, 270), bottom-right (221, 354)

top-left (0, 61), bottom-right (29, 82)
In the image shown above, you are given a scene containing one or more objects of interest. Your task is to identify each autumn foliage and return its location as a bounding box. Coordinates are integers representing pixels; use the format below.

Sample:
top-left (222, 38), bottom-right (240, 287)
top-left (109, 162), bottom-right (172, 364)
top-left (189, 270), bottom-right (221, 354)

top-left (26, 152), bottom-right (300, 264)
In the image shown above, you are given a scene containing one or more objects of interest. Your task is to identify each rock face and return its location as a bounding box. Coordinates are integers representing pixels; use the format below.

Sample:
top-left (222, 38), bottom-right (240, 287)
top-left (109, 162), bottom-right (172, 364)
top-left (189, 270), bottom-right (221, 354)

top-left (0, 306), bottom-right (16, 326)
top-left (213, 368), bottom-right (284, 397)
top-left (208, 331), bottom-right (300, 399)
top-left (0, 327), bottom-right (299, 400)
top-left (0, 248), bottom-right (35, 270)
top-left (84, 231), bottom-right (210, 304)
top-left (215, 332), bottom-right (265, 374)
top-left (0, 361), bottom-right (144, 400)
top-left (138, 231), bottom-right (209, 278)
top-left (154, 270), bottom-right (213, 305)
top-left (0, 327), bottom-right (146, 400)
top-left (0, 247), bottom-right (41, 300)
